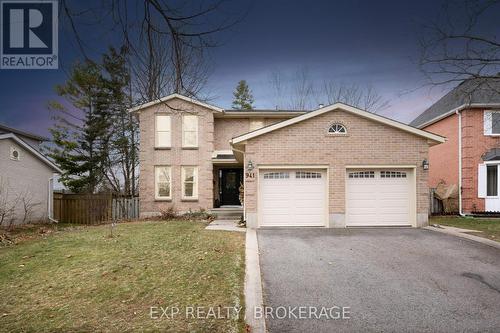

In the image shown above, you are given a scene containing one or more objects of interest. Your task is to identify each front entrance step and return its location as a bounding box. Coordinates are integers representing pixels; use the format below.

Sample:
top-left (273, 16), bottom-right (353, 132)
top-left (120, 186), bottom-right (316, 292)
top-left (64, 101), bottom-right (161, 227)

top-left (210, 207), bottom-right (243, 220)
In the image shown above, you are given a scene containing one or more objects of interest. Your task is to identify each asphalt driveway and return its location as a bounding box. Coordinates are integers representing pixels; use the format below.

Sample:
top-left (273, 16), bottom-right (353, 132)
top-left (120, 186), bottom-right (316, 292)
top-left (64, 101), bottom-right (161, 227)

top-left (257, 228), bottom-right (500, 333)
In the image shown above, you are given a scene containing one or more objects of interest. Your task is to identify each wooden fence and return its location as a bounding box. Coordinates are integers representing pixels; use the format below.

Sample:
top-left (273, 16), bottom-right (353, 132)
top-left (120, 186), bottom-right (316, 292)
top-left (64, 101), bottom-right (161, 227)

top-left (53, 193), bottom-right (139, 224)
top-left (112, 196), bottom-right (139, 220)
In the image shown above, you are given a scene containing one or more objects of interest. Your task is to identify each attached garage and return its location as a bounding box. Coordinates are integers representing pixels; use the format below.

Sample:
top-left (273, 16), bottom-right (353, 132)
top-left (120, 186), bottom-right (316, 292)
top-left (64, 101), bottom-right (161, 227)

top-left (346, 169), bottom-right (414, 227)
top-left (259, 169), bottom-right (327, 227)
top-left (231, 102), bottom-right (445, 229)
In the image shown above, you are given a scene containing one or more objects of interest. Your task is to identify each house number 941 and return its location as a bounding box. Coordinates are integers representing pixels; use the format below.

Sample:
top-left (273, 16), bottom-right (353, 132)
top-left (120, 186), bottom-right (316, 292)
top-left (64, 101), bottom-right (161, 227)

top-left (245, 172), bottom-right (255, 179)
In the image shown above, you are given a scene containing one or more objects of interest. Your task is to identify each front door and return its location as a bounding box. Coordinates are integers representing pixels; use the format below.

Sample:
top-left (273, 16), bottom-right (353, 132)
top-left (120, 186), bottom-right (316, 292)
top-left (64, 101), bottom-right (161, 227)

top-left (221, 169), bottom-right (242, 206)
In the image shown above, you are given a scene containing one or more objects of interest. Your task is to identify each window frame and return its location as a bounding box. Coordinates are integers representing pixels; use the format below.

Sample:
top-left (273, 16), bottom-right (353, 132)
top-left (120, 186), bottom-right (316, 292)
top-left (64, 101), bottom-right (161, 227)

top-left (327, 123), bottom-right (347, 135)
top-left (155, 166), bottom-right (172, 200)
top-left (155, 114), bottom-right (171, 148)
top-left (182, 115), bottom-right (198, 148)
top-left (484, 110), bottom-right (500, 136)
top-left (181, 166), bottom-right (198, 200)
top-left (9, 146), bottom-right (20, 161)
top-left (486, 164), bottom-right (499, 197)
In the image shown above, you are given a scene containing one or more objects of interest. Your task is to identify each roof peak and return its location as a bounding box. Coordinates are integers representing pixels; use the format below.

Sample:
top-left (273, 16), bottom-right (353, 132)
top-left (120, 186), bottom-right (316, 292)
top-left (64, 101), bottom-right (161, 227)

top-left (0, 123), bottom-right (48, 142)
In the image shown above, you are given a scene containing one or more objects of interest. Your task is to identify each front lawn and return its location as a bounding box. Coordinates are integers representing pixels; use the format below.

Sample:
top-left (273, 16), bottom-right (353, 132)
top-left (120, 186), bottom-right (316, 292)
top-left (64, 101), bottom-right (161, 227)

top-left (0, 221), bottom-right (246, 332)
top-left (430, 216), bottom-right (500, 242)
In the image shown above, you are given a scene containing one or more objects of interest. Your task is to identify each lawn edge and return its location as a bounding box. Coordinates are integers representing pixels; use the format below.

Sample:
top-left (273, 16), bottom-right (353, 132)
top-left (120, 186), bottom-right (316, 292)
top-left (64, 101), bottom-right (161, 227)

top-left (244, 229), bottom-right (266, 333)
top-left (424, 226), bottom-right (500, 250)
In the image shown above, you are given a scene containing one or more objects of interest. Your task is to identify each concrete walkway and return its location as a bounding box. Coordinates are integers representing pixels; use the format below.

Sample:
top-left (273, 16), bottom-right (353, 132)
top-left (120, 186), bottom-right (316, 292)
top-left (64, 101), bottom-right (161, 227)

top-left (205, 219), bottom-right (246, 232)
top-left (426, 225), bottom-right (500, 250)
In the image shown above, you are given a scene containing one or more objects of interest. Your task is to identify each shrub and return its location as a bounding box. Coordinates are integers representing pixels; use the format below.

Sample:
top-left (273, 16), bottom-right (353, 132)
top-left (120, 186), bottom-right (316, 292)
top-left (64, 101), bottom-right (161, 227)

top-left (159, 206), bottom-right (178, 220)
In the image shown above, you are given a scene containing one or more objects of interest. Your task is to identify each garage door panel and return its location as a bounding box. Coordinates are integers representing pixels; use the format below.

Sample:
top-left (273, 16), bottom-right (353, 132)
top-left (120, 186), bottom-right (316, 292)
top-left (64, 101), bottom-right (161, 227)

top-left (260, 169), bottom-right (326, 227)
top-left (347, 169), bottom-right (412, 227)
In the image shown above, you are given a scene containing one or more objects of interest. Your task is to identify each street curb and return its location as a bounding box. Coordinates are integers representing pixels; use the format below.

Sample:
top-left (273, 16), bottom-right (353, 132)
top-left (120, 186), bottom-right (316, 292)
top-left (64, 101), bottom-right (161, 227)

top-left (424, 226), bottom-right (500, 250)
top-left (244, 229), bottom-right (267, 333)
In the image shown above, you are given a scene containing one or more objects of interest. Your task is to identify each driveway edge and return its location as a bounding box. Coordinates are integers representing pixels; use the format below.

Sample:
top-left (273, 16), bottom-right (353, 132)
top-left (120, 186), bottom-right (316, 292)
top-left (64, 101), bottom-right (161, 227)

top-left (244, 229), bottom-right (267, 333)
top-left (424, 226), bottom-right (500, 250)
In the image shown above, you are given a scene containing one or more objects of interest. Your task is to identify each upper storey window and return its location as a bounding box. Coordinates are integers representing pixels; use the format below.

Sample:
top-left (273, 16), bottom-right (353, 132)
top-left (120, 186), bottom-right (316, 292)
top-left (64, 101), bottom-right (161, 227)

top-left (155, 115), bottom-right (171, 147)
top-left (182, 115), bottom-right (198, 147)
top-left (484, 111), bottom-right (500, 135)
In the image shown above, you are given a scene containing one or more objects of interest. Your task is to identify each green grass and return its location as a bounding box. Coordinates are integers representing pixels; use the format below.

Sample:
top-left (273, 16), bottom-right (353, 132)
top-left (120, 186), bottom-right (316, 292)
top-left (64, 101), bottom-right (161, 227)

top-left (0, 221), bottom-right (246, 332)
top-left (430, 216), bottom-right (500, 242)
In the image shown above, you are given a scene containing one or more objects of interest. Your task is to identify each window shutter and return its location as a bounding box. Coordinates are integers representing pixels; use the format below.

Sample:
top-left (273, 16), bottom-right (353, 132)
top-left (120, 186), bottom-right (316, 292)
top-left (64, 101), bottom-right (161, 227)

top-left (484, 111), bottom-right (492, 135)
top-left (478, 164), bottom-right (487, 198)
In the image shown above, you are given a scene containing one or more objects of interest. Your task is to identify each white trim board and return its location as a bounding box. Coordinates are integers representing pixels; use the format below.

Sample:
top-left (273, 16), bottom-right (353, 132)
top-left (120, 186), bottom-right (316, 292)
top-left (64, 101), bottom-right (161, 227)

top-left (129, 93), bottom-right (224, 113)
top-left (231, 103), bottom-right (446, 145)
top-left (0, 133), bottom-right (62, 173)
top-left (416, 103), bottom-right (500, 129)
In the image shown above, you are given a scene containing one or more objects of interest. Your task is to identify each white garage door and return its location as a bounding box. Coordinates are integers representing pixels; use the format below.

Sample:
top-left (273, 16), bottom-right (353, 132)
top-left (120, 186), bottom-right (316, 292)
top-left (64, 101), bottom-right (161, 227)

top-left (260, 169), bottom-right (326, 227)
top-left (346, 170), bottom-right (411, 226)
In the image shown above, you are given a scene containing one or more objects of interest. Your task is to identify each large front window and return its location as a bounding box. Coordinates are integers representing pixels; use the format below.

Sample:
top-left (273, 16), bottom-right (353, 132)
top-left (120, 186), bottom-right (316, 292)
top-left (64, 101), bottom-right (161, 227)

top-left (182, 166), bottom-right (198, 199)
top-left (487, 165), bottom-right (498, 196)
top-left (155, 166), bottom-right (171, 200)
top-left (182, 115), bottom-right (198, 147)
top-left (156, 115), bottom-right (171, 147)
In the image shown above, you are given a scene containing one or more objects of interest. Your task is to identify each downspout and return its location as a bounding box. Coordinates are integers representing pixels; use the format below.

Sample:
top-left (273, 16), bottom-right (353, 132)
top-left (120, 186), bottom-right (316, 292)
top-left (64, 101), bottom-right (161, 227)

top-left (456, 110), bottom-right (465, 217)
top-left (48, 176), bottom-right (58, 223)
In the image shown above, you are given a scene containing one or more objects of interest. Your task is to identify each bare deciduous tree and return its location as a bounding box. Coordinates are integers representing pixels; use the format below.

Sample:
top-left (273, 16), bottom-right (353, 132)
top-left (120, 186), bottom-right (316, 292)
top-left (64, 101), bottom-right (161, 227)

top-left (269, 68), bottom-right (390, 112)
top-left (61, 0), bottom-right (246, 103)
top-left (323, 81), bottom-right (390, 113)
top-left (0, 180), bottom-right (20, 229)
top-left (269, 67), bottom-right (314, 110)
top-left (20, 191), bottom-right (41, 225)
top-left (418, 0), bottom-right (500, 90)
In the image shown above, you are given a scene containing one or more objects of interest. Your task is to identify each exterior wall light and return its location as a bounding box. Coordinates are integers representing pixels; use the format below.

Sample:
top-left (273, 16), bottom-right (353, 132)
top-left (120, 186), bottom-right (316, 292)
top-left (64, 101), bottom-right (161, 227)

top-left (422, 159), bottom-right (429, 170)
top-left (247, 160), bottom-right (254, 171)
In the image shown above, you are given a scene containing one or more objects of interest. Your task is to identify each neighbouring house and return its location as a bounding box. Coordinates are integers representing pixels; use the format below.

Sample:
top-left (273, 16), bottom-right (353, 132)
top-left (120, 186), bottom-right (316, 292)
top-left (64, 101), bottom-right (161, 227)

top-left (0, 123), bottom-right (61, 226)
top-left (131, 94), bottom-right (444, 228)
top-left (411, 77), bottom-right (500, 214)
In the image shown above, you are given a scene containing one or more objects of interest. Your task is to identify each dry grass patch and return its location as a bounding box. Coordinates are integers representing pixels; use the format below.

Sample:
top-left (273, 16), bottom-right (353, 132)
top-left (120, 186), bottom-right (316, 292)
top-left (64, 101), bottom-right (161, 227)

top-left (0, 220), bottom-right (245, 332)
top-left (431, 216), bottom-right (500, 242)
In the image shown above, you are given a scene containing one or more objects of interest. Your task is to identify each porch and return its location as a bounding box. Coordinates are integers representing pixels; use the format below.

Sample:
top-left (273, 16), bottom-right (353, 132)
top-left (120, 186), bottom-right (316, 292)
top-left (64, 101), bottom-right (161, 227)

top-left (211, 150), bottom-right (244, 219)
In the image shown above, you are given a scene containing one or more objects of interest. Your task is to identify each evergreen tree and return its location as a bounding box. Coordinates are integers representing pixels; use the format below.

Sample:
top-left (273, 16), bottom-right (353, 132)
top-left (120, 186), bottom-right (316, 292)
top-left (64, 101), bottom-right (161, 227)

top-left (232, 80), bottom-right (254, 109)
top-left (47, 61), bottom-right (111, 193)
top-left (102, 46), bottom-right (139, 196)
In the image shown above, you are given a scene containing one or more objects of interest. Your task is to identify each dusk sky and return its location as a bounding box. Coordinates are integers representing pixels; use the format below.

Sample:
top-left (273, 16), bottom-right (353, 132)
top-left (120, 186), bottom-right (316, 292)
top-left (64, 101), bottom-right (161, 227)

top-left (0, 0), bottom-right (497, 137)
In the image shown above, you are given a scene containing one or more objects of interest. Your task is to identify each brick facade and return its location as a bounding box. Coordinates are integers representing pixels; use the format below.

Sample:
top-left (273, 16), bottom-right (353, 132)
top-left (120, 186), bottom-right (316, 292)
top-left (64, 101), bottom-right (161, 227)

top-left (461, 109), bottom-right (500, 212)
top-left (138, 98), bottom-right (216, 216)
top-left (424, 113), bottom-right (459, 188)
top-left (138, 98), bottom-right (295, 216)
top-left (424, 108), bottom-right (500, 213)
top-left (242, 111), bottom-right (430, 226)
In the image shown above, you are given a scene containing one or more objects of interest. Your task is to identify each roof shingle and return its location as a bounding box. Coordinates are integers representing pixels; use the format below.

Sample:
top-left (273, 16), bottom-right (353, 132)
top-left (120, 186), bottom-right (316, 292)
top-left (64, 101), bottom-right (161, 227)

top-left (410, 76), bottom-right (500, 128)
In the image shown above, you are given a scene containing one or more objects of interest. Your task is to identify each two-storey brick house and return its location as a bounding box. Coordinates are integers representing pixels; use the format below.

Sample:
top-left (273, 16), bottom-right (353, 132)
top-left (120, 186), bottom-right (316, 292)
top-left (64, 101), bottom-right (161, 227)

top-left (132, 93), bottom-right (444, 228)
top-left (411, 77), bottom-right (500, 214)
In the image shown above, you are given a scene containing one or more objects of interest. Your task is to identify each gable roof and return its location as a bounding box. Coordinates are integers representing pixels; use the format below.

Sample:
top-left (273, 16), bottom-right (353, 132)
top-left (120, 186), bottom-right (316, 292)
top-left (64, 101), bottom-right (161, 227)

top-left (0, 133), bottom-right (62, 173)
top-left (129, 93), bottom-right (224, 113)
top-left (231, 102), bottom-right (445, 145)
top-left (0, 123), bottom-right (48, 142)
top-left (410, 76), bottom-right (500, 128)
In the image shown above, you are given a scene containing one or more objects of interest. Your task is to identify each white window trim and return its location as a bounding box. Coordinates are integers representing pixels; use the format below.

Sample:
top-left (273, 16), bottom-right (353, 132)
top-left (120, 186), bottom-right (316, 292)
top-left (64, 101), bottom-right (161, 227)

top-left (484, 163), bottom-right (500, 198)
top-left (483, 110), bottom-right (500, 136)
top-left (10, 146), bottom-right (20, 161)
top-left (155, 114), bottom-right (171, 148)
top-left (181, 166), bottom-right (198, 200)
top-left (182, 115), bottom-right (198, 148)
top-left (155, 166), bottom-right (172, 200)
top-left (327, 122), bottom-right (348, 135)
